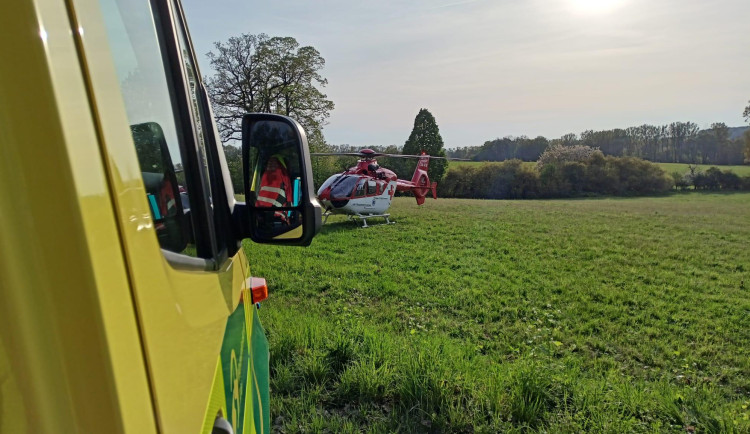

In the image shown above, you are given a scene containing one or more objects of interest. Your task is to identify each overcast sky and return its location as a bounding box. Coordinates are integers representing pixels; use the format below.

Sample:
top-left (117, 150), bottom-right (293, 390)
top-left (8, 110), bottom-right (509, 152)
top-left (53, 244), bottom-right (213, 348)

top-left (182, 0), bottom-right (749, 149)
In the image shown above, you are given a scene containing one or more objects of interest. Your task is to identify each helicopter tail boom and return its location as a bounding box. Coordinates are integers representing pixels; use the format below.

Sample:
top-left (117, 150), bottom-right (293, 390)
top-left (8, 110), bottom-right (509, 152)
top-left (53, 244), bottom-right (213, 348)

top-left (404, 154), bottom-right (437, 205)
top-left (410, 154), bottom-right (430, 184)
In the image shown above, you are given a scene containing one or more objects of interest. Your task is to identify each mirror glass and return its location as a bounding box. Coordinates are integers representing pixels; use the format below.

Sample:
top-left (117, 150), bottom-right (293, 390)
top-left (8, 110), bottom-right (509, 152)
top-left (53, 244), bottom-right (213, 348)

top-left (245, 120), bottom-right (304, 239)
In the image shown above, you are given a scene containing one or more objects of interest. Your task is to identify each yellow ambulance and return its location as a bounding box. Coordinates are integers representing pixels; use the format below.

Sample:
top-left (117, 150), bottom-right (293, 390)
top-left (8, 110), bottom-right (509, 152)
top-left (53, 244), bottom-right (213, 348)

top-left (0, 0), bottom-right (321, 432)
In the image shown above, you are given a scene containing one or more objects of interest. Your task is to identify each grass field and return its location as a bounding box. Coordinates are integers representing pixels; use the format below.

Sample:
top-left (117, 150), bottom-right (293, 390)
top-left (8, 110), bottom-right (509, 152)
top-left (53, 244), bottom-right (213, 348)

top-left (244, 193), bottom-right (750, 433)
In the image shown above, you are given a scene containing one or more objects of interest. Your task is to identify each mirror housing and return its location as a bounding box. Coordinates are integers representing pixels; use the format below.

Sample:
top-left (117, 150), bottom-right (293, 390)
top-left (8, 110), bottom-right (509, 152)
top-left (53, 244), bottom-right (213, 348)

top-left (240, 114), bottom-right (321, 246)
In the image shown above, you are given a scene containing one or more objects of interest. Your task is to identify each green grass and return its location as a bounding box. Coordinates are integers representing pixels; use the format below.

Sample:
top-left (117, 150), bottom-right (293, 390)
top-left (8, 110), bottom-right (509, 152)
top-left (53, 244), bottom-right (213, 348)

top-left (656, 163), bottom-right (750, 177)
top-left (244, 193), bottom-right (750, 432)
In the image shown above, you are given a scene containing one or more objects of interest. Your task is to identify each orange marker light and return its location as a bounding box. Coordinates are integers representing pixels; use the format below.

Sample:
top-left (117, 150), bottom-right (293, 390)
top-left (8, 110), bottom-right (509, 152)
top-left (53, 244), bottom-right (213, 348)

top-left (249, 277), bottom-right (268, 303)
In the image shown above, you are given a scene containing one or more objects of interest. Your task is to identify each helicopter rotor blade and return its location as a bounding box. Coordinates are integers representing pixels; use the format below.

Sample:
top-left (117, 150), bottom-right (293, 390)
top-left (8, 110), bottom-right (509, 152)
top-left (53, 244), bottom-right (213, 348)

top-left (379, 154), bottom-right (470, 161)
top-left (310, 152), bottom-right (374, 157)
top-left (311, 150), bottom-right (387, 158)
top-left (310, 150), bottom-right (470, 160)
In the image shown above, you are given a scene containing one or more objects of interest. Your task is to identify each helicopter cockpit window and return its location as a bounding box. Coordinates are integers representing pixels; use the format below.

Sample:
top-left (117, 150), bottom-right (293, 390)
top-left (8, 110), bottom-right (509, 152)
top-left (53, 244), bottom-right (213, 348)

top-left (319, 175), bottom-right (338, 193)
top-left (329, 175), bottom-right (359, 198)
top-left (355, 178), bottom-right (367, 197)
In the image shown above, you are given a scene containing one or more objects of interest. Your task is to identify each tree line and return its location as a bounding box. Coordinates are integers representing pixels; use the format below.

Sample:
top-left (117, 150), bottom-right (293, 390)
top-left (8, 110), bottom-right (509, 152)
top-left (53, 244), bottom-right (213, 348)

top-left (449, 122), bottom-right (749, 165)
top-left (440, 147), bottom-right (750, 201)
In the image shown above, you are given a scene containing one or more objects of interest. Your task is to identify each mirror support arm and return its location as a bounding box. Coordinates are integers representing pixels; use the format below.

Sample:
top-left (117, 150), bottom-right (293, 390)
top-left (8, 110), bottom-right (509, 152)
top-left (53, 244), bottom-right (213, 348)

top-left (232, 202), bottom-right (251, 240)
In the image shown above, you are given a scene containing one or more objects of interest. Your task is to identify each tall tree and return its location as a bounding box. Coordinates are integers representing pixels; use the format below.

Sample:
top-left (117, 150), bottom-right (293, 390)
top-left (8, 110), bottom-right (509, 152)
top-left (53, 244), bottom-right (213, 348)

top-left (667, 121), bottom-right (699, 163)
top-left (560, 133), bottom-right (578, 146)
top-left (402, 108), bottom-right (448, 182)
top-left (694, 130), bottom-right (716, 164)
top-left (205, 33), bottom-right (334, 144)
top-left (711, 122), bottom-right (730, 163)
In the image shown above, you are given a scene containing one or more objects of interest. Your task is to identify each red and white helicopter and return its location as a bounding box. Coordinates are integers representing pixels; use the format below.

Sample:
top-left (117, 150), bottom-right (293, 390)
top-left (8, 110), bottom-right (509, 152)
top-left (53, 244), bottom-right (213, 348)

top-left (312, 148), bottom-right (454, 227)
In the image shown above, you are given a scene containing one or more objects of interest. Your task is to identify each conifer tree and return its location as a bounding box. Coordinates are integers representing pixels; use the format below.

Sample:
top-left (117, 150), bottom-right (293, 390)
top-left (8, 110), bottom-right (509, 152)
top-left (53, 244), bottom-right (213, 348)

top-left (401, 108), bottom-right (448, 182)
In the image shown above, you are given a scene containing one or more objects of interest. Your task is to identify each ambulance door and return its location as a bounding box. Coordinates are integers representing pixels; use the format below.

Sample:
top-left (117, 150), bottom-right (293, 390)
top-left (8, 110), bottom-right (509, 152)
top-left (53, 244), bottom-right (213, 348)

top-left (69, 0), bottom-right (260, 431)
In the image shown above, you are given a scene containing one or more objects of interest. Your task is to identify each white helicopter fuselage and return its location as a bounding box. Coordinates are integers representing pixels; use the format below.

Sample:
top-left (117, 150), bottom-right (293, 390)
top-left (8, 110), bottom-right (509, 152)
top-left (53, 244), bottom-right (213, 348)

top-left (317, 174), bottom-right (397, 216)
top-left (339, 181), bottom-right (396, 215)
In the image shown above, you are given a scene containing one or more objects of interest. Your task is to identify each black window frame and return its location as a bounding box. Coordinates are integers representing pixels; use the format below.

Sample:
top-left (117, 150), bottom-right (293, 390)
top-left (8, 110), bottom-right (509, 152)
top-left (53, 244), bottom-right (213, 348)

top-left (168, 0), bottom-right (238, 260)
top-left (150, 0), bottom-right (232, 267)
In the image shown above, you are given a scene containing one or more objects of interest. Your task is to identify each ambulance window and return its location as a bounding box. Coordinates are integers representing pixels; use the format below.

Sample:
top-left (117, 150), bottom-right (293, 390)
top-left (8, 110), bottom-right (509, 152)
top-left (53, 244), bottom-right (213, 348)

top-left (98, 0), bottom-right (212, 258)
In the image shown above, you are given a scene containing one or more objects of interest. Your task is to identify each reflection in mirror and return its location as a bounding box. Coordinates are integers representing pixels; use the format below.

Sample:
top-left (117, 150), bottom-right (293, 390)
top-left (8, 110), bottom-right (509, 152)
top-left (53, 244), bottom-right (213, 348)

top-left (253, 209), bottom-right (303, 239)
top-left (246, 121), bottom-right (302, 208)
top-left (131, 122), bottom-right (188, 252)
top-left (245, 120), bottom-right (304, 239)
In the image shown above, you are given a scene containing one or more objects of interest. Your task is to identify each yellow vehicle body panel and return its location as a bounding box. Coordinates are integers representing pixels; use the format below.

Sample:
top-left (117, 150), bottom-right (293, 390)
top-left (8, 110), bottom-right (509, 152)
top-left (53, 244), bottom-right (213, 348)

top-left (0, 0), bottom-right (155, 432)
top-left (68, 0), bottom-right (254, 430)
top-left (2, 0), bottom-right (267, 432)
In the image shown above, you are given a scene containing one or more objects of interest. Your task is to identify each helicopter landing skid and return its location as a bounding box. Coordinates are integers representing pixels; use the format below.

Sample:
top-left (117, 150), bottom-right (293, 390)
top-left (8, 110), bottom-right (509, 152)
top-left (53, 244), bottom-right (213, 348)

top-left (322, 210), bottom-right (333, 224)
top-left (348, 213), bottom-right (395, 228)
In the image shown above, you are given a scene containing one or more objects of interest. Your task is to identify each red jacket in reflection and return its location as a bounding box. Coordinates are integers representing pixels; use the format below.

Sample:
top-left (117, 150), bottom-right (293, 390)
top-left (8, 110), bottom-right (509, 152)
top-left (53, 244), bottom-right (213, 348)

top-left (256, 156), bottom-right (292, 222)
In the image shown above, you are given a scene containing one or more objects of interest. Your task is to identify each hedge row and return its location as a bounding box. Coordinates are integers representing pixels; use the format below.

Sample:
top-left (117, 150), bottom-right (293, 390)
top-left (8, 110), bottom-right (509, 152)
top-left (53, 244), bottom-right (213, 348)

top-left (438, 154), bottom-right (675, 199)
top-left (673, 167), bottom-right (750, 191)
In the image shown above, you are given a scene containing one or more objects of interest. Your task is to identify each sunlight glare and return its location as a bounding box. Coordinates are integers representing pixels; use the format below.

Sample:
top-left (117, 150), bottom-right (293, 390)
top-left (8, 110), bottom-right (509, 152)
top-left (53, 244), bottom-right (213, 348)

top-left (567, 0), bottom-right (625, 15)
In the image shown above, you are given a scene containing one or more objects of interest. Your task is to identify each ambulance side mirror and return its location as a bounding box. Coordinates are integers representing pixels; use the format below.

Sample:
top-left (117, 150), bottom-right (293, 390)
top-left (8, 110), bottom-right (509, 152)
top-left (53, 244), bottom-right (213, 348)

top-left (240, 114), bottom-right (321, 246)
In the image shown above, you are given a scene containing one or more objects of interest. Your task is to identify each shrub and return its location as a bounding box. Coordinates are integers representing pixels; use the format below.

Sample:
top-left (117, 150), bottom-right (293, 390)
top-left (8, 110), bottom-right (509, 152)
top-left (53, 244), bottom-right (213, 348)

top-left (537, 144), bottom-right (601, 170)
top-left (608, 157), bottom-right (674, 194)
top-left (510, 165), bottom-right (541, 199)
top-left (672, 172), bottom-right (690, 190)
top-left (687, 167), bottom-right (747, 190)
top-left (538, 163), bottom-right (570, 197)
top-left (717, 170), bottom-right (742, 190)
top-left (438, 160), bottom-right (541, 199)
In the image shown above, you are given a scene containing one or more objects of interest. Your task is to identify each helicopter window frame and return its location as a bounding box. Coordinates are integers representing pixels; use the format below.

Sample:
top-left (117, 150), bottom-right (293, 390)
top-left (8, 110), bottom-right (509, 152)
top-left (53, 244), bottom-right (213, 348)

top-left (367, 180), bottom-right (377, 196)
top-left (354, 178), bottom-right (367, 198)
